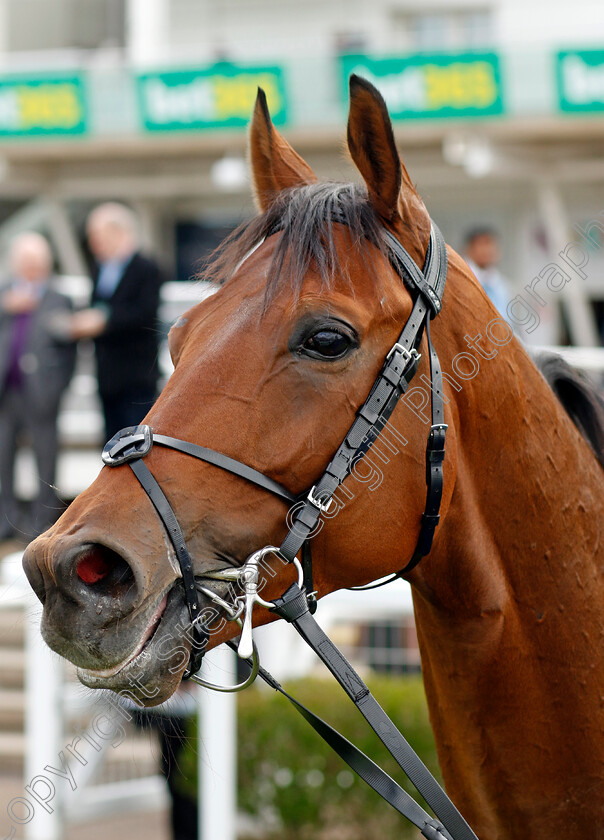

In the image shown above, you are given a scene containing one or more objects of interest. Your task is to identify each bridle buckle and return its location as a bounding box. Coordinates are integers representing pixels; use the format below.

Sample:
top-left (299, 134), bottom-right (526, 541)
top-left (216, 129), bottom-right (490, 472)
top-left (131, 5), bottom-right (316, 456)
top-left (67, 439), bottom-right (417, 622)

top-left (386, 343), bottom-right (419, 365)
top-left (307, 485), bottom-right (335, 513)
top-left (102, 425), bottom-right (153, 466)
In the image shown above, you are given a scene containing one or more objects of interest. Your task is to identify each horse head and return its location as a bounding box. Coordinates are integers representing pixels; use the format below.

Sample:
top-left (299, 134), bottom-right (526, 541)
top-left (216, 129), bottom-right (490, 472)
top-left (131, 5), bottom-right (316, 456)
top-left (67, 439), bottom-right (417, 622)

top-left (23, 76), bottom-right (463, 703)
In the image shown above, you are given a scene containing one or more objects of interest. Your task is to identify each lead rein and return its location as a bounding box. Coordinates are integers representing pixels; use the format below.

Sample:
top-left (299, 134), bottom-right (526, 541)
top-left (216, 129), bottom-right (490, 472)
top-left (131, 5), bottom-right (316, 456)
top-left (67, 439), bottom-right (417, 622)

top-left (265, 582), bottom-right (479, 840)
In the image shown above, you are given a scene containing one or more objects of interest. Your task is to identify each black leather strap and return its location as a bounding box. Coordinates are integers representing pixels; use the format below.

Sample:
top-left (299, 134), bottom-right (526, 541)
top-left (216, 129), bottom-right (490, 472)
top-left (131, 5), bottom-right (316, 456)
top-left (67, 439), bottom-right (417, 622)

top-left (229, 638), bottom-right (453, 840)
top-left (349, 325), bottom-right (447, 587)
top-left (129, 460), bottom-right (200, 622)
top-left (127, 459), bottom-right (207, 678)
top-left (271, 584), bottom-right (478, 840)
top-left (153, 434), bottom-right (297, 505)
top-left (383, 226), bottom-right (442, 315)
top-left (280, 223), bottom-right (448, 576)
top-left (301, 540), bottom-right (317, 614)
top-left (279, 302), bottom-right (425, 563)
top-left (400, 318), bottom-right (447, 574)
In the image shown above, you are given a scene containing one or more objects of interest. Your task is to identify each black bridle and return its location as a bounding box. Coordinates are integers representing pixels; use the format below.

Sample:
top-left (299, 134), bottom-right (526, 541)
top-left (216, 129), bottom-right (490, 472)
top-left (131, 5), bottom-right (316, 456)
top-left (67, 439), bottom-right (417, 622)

top-left (101, 220), bottom-right (479, 840)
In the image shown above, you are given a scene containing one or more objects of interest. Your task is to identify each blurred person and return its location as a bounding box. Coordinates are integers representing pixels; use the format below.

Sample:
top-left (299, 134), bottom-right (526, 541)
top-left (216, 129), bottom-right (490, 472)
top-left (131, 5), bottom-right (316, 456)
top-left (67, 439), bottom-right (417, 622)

top-left (0, 232), bottom-right (76, 539)
top-left (70, 202), bottom-right (163, 441)
top-left (464, 227), bottom-right (510, 315)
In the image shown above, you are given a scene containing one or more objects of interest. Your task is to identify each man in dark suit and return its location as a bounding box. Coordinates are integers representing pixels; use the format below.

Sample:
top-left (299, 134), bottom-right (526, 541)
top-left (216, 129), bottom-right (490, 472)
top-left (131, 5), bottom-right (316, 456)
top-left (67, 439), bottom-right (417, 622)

top-left (0, 233), bottom-right (76, 538)
top-left (70, 203), bottom-right (163, 441)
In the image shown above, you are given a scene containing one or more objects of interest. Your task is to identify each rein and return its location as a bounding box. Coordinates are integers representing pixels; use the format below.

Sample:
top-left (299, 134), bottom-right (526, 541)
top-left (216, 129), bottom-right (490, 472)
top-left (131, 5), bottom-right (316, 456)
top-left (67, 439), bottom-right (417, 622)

top-left (101, 220), bottom-right (479, 840)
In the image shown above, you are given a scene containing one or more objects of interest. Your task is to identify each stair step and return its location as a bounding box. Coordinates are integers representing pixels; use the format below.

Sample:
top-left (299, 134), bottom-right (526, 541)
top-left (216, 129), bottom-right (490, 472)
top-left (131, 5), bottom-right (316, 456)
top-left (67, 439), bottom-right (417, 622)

top-left (0, 731), bottom-right (25, 774)
top-left (0, 648), bottom-right (24, 688)
top-left (0, 609), bottom-right (25, 647)
top-left (0, 689), bottom-right (24, 730)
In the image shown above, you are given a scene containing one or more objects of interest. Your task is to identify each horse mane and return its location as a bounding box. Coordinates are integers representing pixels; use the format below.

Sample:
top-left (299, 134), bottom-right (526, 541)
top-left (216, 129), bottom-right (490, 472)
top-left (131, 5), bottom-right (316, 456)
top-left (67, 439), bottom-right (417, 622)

top-left (534, 352), bottom-right (604, 469)
top-left (202, 182), bottom-right (394, 304)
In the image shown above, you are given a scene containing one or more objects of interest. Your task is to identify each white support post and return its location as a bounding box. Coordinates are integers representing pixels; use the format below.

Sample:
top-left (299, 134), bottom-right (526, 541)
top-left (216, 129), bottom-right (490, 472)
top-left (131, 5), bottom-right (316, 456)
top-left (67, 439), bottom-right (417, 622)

top-left (43, 196), bottom-right (88, 277)
top-left (536, 182), bottom-right (600, 347)
top-left (130, 199), bottom-right (162, 255)
top-left (24, 601), bottom-right (64, 840)
top-left (198, 647), bottom-right (237, 840)
top-left (127, 0), bottom-right (169, 66)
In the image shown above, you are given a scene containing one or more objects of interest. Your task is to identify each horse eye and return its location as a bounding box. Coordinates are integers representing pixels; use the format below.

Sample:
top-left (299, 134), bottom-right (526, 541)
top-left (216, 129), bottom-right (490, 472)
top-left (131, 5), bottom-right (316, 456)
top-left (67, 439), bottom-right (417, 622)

top-left (302, 330), bottom-right (352, 359)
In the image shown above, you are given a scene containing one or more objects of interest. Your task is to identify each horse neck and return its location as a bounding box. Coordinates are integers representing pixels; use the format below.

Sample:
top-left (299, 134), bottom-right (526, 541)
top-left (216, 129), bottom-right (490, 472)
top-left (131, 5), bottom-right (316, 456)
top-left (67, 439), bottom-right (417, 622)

top-left (417, 273), bottom-right (604, 615)
top-left (409, 263), bottom-right (604, 837)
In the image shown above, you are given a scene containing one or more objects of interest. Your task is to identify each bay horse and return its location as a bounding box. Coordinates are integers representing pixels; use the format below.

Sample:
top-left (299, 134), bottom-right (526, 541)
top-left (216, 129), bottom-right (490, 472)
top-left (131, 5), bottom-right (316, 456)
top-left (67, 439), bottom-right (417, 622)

top-left (23, 76), bottom-right (604, 839)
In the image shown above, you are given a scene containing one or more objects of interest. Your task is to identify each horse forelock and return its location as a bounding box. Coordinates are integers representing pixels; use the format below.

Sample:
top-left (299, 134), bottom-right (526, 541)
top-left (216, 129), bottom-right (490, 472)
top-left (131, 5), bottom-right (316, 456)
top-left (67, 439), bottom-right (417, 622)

top-left (201, 182), bottom-right (405, 308)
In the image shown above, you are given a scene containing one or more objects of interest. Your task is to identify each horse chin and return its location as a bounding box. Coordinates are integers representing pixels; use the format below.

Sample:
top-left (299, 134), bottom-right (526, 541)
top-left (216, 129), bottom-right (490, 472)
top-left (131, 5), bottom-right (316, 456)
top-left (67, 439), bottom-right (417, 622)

top-left (76, 586), bottom-right (192, 706)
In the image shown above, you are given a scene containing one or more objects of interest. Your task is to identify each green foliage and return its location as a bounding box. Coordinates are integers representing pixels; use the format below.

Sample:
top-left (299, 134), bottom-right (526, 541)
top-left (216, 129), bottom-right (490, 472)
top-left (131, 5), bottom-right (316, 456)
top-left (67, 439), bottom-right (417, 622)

top-left (181, 674), bottom-right (441, 839)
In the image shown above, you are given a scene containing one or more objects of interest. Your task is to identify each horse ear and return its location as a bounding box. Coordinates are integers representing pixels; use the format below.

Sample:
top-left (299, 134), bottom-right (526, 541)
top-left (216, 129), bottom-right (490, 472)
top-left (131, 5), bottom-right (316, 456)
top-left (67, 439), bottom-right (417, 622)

top-left (346, 74), bottom-right (418, 225)
top-left (250, 88), bottom-right (317, 212)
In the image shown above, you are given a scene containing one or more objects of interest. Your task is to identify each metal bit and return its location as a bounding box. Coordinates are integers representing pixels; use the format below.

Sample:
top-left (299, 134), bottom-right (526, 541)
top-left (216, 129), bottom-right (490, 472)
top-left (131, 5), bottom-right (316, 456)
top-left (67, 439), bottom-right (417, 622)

top-left (238, 558), bottom-right (260, 659)
top-left (201, 547), bottom-right (303, 660)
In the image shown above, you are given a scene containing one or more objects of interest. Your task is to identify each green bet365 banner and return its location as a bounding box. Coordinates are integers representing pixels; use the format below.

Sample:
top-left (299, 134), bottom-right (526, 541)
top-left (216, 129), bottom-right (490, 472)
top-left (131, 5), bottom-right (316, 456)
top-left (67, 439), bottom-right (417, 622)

top-left (557, 50), bottom-right (604, 112)
top-left (0, 74), bottom-right (87, 137)
top-left (137, 64), bottom-right (287, 131)
top-left (341, 53), bottom-right (503, 119)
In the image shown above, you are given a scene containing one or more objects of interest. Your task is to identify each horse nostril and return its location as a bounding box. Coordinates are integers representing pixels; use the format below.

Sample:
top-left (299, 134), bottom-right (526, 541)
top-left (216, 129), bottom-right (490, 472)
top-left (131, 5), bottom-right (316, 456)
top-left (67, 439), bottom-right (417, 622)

top-left (77, 552), bottom-right (112, 584)
top-left (74, 545), bottom-right (136, 599)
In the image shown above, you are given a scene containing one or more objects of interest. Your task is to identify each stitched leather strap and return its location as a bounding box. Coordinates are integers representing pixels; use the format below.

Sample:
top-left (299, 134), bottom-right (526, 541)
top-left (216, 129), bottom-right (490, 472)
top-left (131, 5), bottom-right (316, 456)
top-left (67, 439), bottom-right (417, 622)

top-left (227, 639), bottom-right (452, 840)
top-left (102, 426), bottom-right (296, 505)
top-left (383, 226), bottom-right (443, 315)
top-left (271, 584), bottom-right (478, 840)
top-left (350, 322), bottom-right (447, 588)
top-left (301, 540), bottom-right (317, 614)
top-left (279, 332), bottom-right (421, 562)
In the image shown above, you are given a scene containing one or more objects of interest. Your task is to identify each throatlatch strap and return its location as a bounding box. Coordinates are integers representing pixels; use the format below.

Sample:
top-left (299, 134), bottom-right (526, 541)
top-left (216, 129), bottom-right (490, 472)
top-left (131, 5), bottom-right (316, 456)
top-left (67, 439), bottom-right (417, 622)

top-left (400, 317), bottom-right (447, 574)
top-left (271, 584), bottom-right (478, 840)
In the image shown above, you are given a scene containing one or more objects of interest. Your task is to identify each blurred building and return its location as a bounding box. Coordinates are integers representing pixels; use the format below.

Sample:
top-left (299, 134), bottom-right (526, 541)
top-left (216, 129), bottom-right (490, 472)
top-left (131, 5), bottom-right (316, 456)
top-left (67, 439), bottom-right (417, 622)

top-left (0, 0), bottom-right (600, 343)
